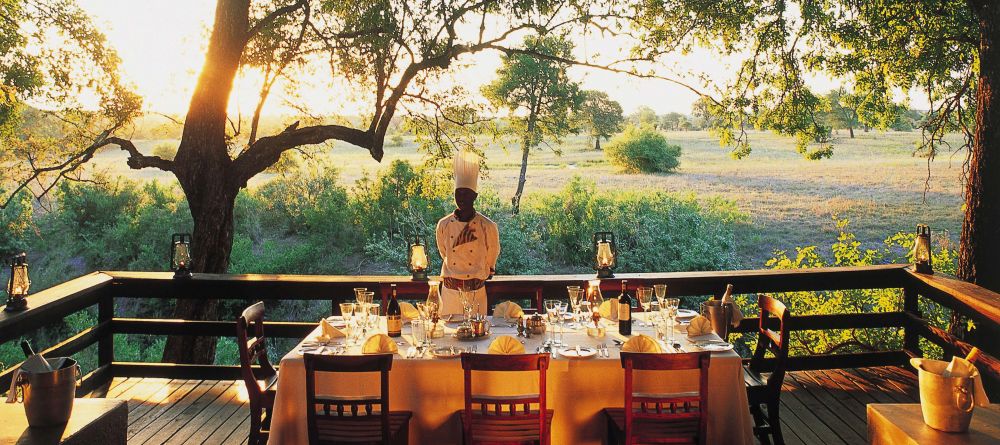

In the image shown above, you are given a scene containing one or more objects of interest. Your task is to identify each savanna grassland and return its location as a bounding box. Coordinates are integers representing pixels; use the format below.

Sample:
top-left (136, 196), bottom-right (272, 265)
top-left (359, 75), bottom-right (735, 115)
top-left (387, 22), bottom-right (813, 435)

top-left (93, 129), bottom-right (965, 269)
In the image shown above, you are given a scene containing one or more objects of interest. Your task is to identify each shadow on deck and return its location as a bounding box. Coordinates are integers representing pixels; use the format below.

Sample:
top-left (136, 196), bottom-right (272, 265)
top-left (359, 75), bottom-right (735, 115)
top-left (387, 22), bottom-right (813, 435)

top-left (85, 366), bottom-right (918, 445)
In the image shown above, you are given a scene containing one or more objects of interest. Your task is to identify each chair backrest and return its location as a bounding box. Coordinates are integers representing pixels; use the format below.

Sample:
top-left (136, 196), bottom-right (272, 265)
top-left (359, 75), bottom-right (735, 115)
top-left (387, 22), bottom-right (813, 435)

top-left (750, 294), bottom-right (791, 395)
top-left (237, 302), bottom-right (277, 410)
top-left (620, 351), bottom-right (711, 445)
top-left (303, 353), bottom-right (394, 445)
top-left (461, 353), bottom-right (550, 445)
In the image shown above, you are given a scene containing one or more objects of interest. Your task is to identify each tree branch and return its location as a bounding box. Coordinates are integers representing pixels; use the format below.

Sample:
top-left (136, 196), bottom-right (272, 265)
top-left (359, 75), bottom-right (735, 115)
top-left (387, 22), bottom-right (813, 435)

top-left (246, 0), bottom-right (306, 40)
top-left (98, 137), bottom-right (175, 171)
top-left (233, 124), bottom-right (372, 184)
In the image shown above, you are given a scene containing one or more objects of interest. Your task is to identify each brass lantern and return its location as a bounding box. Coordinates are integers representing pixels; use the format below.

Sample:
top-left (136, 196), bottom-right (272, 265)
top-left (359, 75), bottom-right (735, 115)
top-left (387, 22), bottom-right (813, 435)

top-left (408, 234), bottom-right (429, 281)
top-left (171, 233), bottom-right (193, 279)
top-left (913, 224), bottom-right (933, 274)
top-left (4, 253), bottom-right (30, 312)
top-left (593, 231), bottom-right (617, 279)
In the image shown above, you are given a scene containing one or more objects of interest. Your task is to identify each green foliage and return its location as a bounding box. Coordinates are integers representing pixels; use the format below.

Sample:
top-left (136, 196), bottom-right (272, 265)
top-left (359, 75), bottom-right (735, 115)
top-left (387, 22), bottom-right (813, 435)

top-left (741, 218), bottom-right (959, 357)
top-left (578, 90), bottom-right (624, 148)
top-left (0, 188), bottom-right (32, 257)
top-left (604, 126), bottom-right (682, 173)
top-left (528, 177), bottom-right (741, 273)
top-left (629, 106), bottom-right (659, 128)
top-left (823, 88), bottom-right (860, 136)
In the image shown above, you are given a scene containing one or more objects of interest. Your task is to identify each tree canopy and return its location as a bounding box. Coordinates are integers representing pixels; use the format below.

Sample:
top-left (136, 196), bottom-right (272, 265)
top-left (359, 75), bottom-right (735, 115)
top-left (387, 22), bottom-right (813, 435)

top-left (577, 90), bottom-right (624, 150)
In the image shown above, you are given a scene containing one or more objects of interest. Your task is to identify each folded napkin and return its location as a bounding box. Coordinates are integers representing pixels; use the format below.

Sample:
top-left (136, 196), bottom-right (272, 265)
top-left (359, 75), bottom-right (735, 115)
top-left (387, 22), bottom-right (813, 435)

top-left (598, 300), bottom-right (618, 321)
top-left (399, 301), bottom-right (420, 321)
top-left (686, 315), bottom-right (714, 337)
top-left (942, 356), bottom-right (991, 406)
top-left (493, 301), bottom-right (524, 321)
top-left (488, 335), bottom-right (526, 355)
top-left (622, 334), bottom-right (662, 353)
top-left (316, 319), bottom-right (345, 342)
top-left (721, 284), bottom-right (744, 328)
top-left (362, 334), bottom-right (399, 354)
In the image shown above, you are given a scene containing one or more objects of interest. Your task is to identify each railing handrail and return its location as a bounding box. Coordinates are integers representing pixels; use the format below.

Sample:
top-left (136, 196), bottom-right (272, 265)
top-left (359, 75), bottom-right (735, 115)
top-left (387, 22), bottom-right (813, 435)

top-left (3, 264), bottom-right (999, 399)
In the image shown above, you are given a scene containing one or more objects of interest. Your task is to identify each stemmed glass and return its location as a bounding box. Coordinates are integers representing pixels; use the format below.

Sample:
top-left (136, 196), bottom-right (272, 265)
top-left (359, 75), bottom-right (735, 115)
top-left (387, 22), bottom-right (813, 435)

top-left (654, 284), bottom-right (668, 307)
top-left (637, 287), bottom-right (653, 327)
top-left (567, 286), bottom-right (584, 327)
top-left (458, 289), bottom-right (474, 329)
top-left (415, 302), bottom-right (434, 348)
top-left (555, 301), bottom-right (568, 346)
top-left (340, 302), bottom-right (359, 345)
top-left (543, 300), bottom-right (559, 348)
top-left (664, 298), bottom-right (680, 343)
top-left (367, 302), bottom-right (381, 333)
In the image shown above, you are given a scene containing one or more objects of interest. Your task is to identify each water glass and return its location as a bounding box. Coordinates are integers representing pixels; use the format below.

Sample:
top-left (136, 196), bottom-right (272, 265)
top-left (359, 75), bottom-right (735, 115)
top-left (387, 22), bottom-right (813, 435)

top-left (637, 287), bottom-right (653, 326)
top-left (410, 320), bottom-right (426, 347)
top-left (665, 298), bottom-right (680, 343)
top-left (555, 301), bottom-right (568, 346)
top-left (544, 300), bottom-right (559, 346)
top-left (653, 284), bottom-right (667, 306)
top-left (340, 302), bottom-right (356, 344)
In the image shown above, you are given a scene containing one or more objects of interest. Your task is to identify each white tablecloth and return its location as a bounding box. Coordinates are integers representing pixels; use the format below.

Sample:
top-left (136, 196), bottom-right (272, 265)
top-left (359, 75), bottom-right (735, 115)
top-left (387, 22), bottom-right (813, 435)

top-left (267, 316), bottom-right (754, 444)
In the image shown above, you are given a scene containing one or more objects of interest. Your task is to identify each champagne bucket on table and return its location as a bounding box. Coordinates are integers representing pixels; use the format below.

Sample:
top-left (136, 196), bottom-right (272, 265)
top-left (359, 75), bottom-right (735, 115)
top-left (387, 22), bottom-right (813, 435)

top-left (910, 358), bottom-right (977, 432)
top-left (12, 357), bottom-right (81, 427)
top-left (700, 300), bottom-right (733, 339)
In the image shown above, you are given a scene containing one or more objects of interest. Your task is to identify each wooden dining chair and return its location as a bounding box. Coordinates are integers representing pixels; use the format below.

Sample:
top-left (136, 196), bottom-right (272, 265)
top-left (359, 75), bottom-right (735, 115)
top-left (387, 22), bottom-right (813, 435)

top-left (459, 353), bottom-right (553, 445)
top-left (303, 353), bottom-right (412, 445)
top-left (603, 351), bottom-right (712, 445)
top-left (744, 294), bottom-right (791, 445)
top-left (237, 302), bottom-right (279, 445)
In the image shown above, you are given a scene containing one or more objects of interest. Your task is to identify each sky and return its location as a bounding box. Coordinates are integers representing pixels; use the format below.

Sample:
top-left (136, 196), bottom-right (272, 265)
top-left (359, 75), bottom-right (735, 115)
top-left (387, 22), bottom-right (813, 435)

top-left (77, 1), bottom-right (848, 117)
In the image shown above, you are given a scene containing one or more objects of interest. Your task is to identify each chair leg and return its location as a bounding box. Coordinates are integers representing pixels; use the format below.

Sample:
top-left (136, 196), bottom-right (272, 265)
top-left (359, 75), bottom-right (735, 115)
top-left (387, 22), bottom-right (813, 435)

top-left (749, 404), bottom-right (771, 445)
top-left (249, 405), bottom-right (262, 445)
top-left (766, 401), bottom-right (784, 445)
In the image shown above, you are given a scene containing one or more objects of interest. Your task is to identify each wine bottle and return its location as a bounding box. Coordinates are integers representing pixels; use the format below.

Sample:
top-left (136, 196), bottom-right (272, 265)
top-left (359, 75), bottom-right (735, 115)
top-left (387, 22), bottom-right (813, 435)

top-left (618, 280), bottom-right (632, 336)
top-left (387, 284), bottom-right (402, 337)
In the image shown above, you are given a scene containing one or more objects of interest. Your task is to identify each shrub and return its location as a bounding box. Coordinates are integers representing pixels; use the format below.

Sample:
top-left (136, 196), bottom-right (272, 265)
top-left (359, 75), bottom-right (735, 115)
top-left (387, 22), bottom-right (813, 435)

top-left (604, 125), bottom-right (681, 173)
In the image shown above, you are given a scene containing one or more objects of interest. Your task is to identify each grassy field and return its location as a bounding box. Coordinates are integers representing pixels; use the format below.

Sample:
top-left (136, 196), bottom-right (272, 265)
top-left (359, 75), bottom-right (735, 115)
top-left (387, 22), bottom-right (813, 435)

top-left (92, 130), bottom-right (965, 269)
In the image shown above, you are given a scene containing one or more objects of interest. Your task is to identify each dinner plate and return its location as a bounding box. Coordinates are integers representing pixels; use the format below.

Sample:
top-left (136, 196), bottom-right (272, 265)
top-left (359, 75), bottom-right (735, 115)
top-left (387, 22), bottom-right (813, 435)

top-left (676, 309), bottom-right (698, 319)
top-left (692, 342), bottom-right (734, 351)
top-left (431, 346), bottom-right (465, 359)
top-left (323, 317), bottom-right (348, 328)
top-left (559, 346), bottom-right (598, 359)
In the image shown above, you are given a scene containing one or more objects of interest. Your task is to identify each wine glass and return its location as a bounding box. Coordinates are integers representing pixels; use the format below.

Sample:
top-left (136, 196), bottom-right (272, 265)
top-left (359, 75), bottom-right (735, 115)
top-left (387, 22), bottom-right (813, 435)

top-left (654, 284), bottom-right (667, 307)
top-left (367, 303), bottom-right (381, 333)
top-left (340, 302), bottom-right (357, 345)
top-left (555, 301), bottom-right (568, 346)
top-left (458, 289), bottom-right (473, 328)
top-left (665, 298), bottom-right (680, 343)
top-left (637, 287), bottom-right (653, 326)
top-left (567, 287), bottom-right (584, 326)
top-left (543, 299), bottom-right (559, 347)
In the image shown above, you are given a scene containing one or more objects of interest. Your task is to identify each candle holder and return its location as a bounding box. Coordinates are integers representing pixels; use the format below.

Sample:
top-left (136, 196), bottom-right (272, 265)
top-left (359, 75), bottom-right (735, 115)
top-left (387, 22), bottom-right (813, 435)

top-left (408, 234), bottom-right (429, 281)
top-left (913, 225), bottom-right (933, 274)
top-left (5, 253), bottom-right (30, 312)
top-left (593, 231), bottom-right (617, 278)
top-left (171, 233), bottom-right (193, 279)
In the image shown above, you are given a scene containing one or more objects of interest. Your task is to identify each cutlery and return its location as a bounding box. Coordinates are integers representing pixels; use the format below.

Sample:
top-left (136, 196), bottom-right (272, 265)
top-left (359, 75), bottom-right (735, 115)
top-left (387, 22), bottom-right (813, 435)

top-left (673, 343), bottom-right (685, 352)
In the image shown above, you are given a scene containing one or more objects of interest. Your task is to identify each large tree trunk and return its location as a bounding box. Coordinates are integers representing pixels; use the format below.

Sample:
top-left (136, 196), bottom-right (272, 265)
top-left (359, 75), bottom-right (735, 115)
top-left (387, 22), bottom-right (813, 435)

top-left (594, 136), bottom-right (601, 150)
top-left (162, 0), bottom-right (250, 364)
top-left (848, 126), bottom-right (854, 138)
top-left (960, 0), bottom-right (1000, 294)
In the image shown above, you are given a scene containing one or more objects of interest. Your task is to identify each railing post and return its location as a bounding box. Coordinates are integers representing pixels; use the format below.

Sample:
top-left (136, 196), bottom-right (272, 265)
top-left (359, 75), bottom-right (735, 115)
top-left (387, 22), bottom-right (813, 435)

top-left (98, 292), bottom-right (114, 371)
top-left (903, 287), bottom-right (921, 358)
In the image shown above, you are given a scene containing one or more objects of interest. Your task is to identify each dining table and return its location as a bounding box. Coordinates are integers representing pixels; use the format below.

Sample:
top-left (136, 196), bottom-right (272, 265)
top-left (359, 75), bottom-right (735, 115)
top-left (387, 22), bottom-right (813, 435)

top-left (266, 313), bottom-right (755, 445)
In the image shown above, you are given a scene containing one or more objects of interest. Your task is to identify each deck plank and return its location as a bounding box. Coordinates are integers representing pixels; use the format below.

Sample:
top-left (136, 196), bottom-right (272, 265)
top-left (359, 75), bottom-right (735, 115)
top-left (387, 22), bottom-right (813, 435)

top-left (84, 367), bottom-right (915, 445)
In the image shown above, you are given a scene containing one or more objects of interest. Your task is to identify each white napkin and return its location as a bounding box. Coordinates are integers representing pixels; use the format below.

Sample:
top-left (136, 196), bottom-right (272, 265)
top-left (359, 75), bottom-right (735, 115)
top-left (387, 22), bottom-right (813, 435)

top-left (942, 356), bottom-right (990, 406)
top-left (721, 284), bottom-right (743, 328)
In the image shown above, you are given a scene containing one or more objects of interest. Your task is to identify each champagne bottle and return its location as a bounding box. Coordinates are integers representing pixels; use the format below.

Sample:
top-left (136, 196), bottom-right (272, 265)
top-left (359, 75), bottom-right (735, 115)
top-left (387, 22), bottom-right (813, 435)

top-left (20, 339), bottom-right (35, 357)
top-left (387, 284), bottom-right (402, 337)
top-left (618, 280), bottom-right (632, 336)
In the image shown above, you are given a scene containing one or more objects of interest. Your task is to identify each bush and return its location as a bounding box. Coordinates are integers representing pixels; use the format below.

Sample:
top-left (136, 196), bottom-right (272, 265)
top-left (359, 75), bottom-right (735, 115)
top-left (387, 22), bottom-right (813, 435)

top-left (604, 125), bottom-right (681, 173)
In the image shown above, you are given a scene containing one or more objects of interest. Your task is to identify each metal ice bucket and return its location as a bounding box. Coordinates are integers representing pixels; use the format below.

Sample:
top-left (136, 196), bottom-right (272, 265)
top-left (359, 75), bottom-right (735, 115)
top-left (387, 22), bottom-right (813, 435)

top-left (700, 300), bottom-right (733, 339)
top-left (911, 357), bottom-right (977, 432)
top-left (13, 357), bottom-right (81, 427)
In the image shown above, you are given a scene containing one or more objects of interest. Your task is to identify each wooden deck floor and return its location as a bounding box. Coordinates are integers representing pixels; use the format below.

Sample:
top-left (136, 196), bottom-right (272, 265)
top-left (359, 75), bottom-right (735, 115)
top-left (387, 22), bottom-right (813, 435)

top-left (86, 366), bottom-right (918, 445)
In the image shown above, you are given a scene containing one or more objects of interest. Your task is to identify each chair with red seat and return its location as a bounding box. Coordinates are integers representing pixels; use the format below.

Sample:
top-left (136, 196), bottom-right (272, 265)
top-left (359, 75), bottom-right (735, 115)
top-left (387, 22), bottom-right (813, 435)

top-left (603, 351), bottom-right (712, 445)
top-left (744, 294), bottom-right (791, 445)
top-left (237, 301), bottom-right (278, 445)
top-left (304, 353), bottom-right (412, 445)
top-left (459, 353), bottom-right (553, 445)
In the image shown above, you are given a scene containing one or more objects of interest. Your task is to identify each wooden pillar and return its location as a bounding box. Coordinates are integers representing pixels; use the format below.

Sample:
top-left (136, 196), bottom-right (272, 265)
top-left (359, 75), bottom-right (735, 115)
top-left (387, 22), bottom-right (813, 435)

top-left (902, 287), bottom-right (921, 358)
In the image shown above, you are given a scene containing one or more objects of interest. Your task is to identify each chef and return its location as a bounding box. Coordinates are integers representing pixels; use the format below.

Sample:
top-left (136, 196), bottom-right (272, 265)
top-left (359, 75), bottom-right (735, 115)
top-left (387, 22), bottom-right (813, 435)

top-left (435, 151), bottom-right (500, 317)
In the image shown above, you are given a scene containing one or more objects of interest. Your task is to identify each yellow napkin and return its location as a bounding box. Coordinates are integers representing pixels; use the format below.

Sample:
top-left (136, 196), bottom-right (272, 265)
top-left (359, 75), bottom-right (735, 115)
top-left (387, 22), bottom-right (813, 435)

top-left (622, 334), bottom-right (662, 353)
top-left (493, 301), bottom-right (524, 321)
top-left (362, 334), bottom-right (399, 354)
top-left (399, 301), bottom-right (420, 321)
top-left (598, 300), bottom-right (618, 321)
top-left (686, 315), bottom-right (713, 337)
top-left (316, 319), bottom-right (345, 342)
top-left (488, 335), bottom-right (526, 354)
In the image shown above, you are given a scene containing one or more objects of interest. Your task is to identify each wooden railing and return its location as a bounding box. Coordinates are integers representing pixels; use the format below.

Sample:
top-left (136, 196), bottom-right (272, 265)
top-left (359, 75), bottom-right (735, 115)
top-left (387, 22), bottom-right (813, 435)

top-left (1, 265), bottom-right (998, 399)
